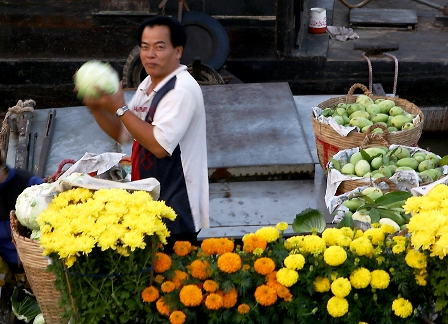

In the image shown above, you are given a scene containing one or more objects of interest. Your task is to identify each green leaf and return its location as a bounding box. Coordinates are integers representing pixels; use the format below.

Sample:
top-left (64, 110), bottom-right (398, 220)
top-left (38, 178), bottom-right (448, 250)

top-left (369, 208), bottom-right (380, 224)
top-left (292, 208), bottom-right (326, 234)
top-left (337, 214), bottom-right (353, 228)
top-left (374, 191), bottom-right (412, 205)
top-left (330, 158), bottom-right (341, 171)
top-left (10, 287), bottom-right (41, 323)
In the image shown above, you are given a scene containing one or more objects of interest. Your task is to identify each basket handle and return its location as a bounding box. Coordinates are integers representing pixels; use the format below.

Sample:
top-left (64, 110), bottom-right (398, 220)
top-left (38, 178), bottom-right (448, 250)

top-left (361, 124), bottom-right (390, 148)
top-left (347, 83), bottom-right (372, 97)
top-left (373, 177), bottom-right (397, 192)
top-left (10, 210), bottom-right (18, 244)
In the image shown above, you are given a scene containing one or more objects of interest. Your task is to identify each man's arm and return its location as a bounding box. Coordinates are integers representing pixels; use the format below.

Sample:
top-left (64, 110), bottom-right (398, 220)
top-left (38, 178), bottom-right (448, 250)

top-left (82, 83), bottom-right (168, 157)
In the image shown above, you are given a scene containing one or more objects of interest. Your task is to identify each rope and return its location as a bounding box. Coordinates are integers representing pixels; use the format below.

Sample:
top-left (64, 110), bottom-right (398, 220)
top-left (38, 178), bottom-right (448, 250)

top-left (0, 99), bottom-right (36, 160)
top-left (362, 52), bottom-right (373, 93)
top-left (384, 52), bottom-right (399, 96)
top-left (362, 53), bottom-right (399, 95)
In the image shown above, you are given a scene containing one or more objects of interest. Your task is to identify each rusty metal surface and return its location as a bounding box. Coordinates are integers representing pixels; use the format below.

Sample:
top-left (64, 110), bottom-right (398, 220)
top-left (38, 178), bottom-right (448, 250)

top-left (202, 82), bottom-right (315, 181)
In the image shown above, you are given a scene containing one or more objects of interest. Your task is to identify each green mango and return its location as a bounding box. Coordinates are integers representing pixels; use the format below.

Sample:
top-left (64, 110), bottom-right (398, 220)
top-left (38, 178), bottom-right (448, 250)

top-left (355, 160), bottom-right (371, 177)
top-left (396, 157), bottom-right (419, 170)
top-left (378, 165), bottom-right (392, 177)
top-left (421, 169), bottom-right (440, 181)
top-left (401, 122), bottom-right (415, 130)
top-left (333, 115), bottom-right (345, 125)
top-left (350, 117), bottom-right (373, 129)
top-left (356, 94), bottom-right (375, 108)
top-left (418, 160), bottom-right (435, 172)
top-left (412, 152), bottom-right (426, 163)
top-left (425, 152), bottom-right (440, 166)
top-left (387, 126), bottom-right (398, 132)
top-left (346, 103), bottom-right (366, 116)
top-left (392, 147), bottom-right (411, 160)
top-left (389, 106), bottom-right (405, 116)
top-left (370, 113), bottom-right (390, 123)
top-left (377, 99), bottom-right (395, 114)
top-left (371, 156), bottom-right (384, 170)
top-left (341, 163), bottom-right (355, 175)
top-left (342, 198), bottom-right (365, 212)
top-left (350, 152), bottom-right (363, 165)
top-left (350, 110), bottom-right (370, 119)
top-left (390, 115), bottom-right (412, 129)
top-left (366, 103), bottom-right (381, 115)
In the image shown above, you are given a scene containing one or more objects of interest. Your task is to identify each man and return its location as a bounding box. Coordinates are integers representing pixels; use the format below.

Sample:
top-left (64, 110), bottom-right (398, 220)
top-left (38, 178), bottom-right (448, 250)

top-left (0, 153), bottom-right (43, 274)
top-left (82, 16), bottom-right (209, 249)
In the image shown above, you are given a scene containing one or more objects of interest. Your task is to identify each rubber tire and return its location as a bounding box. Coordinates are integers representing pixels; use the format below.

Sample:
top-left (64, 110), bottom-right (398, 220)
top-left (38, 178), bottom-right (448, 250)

top-left (179, 11), bottom-right (229, 70)
top-left (122, 11), bottom-right (229, 88)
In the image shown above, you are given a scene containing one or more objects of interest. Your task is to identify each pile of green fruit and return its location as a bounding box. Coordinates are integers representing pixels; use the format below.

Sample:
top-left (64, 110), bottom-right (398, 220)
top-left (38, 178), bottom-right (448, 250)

top-left (335, 186), bottom-right (413, 232)
top-left (330, 146), bottom-right (447, 183)
top-left (320, 95), bottom-right (417, 133)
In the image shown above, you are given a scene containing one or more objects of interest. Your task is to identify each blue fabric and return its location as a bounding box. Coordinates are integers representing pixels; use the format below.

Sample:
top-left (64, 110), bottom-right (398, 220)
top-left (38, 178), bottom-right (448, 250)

top-left (0, 219), bottom-right (18, 265)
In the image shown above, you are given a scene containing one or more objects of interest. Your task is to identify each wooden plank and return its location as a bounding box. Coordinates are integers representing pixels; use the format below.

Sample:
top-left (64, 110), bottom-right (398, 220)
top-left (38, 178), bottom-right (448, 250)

top-left (350, 9), bottom-right (418, 29)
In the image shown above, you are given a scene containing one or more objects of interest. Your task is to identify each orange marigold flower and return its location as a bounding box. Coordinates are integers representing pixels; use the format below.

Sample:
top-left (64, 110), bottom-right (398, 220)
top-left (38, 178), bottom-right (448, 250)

top-left (155, 274), bottom-right (165, 284)
top-left (161, 281), bottom-right (176, 293)
top-left (265, 271), bottom-right (278, 283)
top-left (179, 285), bottom-right (203, 307)
top-left (218, 288), bottom-right (238, 308)
top-left (156, 297), bottom-right (170, 316)
top-left (154, 252), bottom-right (172, 273)
top-left (217, 252), bottom-right (241, 273)
top-left (276, 285), bottom-right (293, 302)
top-left (173, 241), bottom-right (192, 257)
top-left (203, 280), bottom-right (218, 293)
top-left (243, 235), bottom-right (268, 253)
top-left (205, 293), bottom-right (223, 310)
top-left (215, 238), bottom-right (235, 254)
top-left (172, 270), bottom-right (189, 289)
top-left (190, 260), bottom-right (210, 280)
top-left (142, 286), bottom-right (159, 303)
top-left (254, 257), bottom-right (276, 275)
top-left (169, 310), bottom-right (186, 324)
top-left (238, 303), bottom-right (251, 314)
top-left (201, 238), bottom-right (234, 255)
top-left (254, 285), bottom-right (278, 306)
top-left (242, 264), bottom-right (251, 271)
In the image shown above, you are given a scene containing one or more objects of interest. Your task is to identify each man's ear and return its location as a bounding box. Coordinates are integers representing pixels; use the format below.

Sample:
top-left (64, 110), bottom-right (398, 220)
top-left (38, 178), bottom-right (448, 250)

top-left (176, 46), bottom-right (183, 59)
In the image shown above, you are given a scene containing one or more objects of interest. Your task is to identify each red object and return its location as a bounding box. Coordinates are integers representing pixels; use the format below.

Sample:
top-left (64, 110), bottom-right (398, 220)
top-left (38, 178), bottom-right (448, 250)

top-left (308, 26), bottom-right (327, 34)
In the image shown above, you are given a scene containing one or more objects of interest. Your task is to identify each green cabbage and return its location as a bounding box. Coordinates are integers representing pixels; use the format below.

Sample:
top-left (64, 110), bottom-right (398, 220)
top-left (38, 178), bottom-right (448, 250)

top-left (15, 183), bottom-right (56, 239)
top-left (74, 60), bottom-right (119, 100)
top-left (33, 313), bottom-right (45, 324)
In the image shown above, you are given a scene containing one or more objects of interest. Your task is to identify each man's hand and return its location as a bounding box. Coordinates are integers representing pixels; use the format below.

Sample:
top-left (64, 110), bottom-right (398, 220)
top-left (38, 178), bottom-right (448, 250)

top-left (78, 81), bottom-right (126, 115)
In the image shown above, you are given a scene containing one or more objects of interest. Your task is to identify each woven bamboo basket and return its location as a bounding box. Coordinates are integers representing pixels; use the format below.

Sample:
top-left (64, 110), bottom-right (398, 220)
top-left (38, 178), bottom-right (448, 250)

top-left (312, 83), bottom-right (424, 170)
top-left (10, 211), bottom-right (66, 324)
top-left (329, 145), bottom-right (438, 195)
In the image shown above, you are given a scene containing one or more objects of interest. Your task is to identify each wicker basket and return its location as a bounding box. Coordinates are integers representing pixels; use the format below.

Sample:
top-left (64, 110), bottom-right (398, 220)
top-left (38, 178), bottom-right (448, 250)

top-left (10, 211), bottom-right (67, 324)
top-left (312, 83), bottom-right (424, 170)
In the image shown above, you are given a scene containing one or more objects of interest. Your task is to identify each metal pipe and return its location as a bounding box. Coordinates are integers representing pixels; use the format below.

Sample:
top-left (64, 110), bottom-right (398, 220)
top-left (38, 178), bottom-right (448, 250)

top-left (413, 0), bottom-right (443, 11)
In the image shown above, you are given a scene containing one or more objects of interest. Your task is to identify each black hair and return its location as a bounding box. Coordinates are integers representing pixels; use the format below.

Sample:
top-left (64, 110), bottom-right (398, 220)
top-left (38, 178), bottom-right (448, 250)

top-left (136, 16), bottom-right (187, 48)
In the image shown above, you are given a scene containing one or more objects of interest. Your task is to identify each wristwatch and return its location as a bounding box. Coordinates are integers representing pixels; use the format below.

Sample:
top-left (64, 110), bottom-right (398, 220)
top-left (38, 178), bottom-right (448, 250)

top-left (115, 105), bottom-right (129, 118)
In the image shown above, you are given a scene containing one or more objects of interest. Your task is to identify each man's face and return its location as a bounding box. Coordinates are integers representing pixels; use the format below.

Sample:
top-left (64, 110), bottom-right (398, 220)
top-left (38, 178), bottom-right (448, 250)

top-left (139, 25), bottom-right (183, 85)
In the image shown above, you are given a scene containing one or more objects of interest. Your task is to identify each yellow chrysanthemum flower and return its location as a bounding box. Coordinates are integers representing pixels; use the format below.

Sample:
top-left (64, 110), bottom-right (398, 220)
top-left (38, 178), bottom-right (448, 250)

top-left (331, 277), bottom-right (351, 297)
top-left (363, 228), bottom-right (385, 245)
top-left (327, 296), bottom-right (349, 317)
top-left (284, 254), bottom-right (305, 270)
top-left (313, 276), bottom-right (331, 293)
top-left (276, 268), bottom-right (299, 287)
top-left (300, 235), bottom-right (326, 254)
top-left (350, 267), bottom-right (371, 289)
top-left (370, 270), bottom-right (390, 289)
top-left (392, 297), bottom-right (413, 318)
top-left (324, 245), bottom-right (347, 266)
top-left (405, 249), bottom-right (427, 269)
top-left (256, 227), bottom-right (280, 243)
top-left (276, 222), bottom-right (289, 231)
top-left (322, 228), bottom-right (345, 247)
top-left (350, 237), bottom-right (374, 257)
